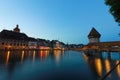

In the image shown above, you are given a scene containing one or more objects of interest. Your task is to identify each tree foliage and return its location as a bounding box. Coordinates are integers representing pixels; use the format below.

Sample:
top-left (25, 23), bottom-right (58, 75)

top-left (105, 0), bottom-right (120, 25)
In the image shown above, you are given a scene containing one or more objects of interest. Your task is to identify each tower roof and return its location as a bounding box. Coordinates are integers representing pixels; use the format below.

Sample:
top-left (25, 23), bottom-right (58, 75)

top-left (13, 24), bottom-right (20, 33)
top-left (88, 27), bottom-right (101, 38)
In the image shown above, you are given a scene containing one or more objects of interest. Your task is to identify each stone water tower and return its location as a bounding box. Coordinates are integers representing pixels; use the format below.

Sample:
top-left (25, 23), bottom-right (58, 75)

top-left (88, 27), bottom-right (101, 43)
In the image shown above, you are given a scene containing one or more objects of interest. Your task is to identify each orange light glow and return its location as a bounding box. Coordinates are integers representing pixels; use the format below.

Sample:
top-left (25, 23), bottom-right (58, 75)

top-left (116, 61), bottom-right (120, 77)
top-left (45, 51), bottom-right (49, 57)
top-left (6, 51), bottom-right (10, 65)
top-left (104, 59), bottom-right (111, 77)
top-left (8, 46), bottom-right (11, 49)
top-left (40, 51), bottom-right (43, 60)
top-left (83, 54), bottom-right (89, 63)
top-left (22, 46), bottom-right (25, 49)
top-left (21, 50), bottom-right (25, 64)
top-left (40, 50), bottom-right (49, 60)
top-left (95, 58), bottom-right (102, 77)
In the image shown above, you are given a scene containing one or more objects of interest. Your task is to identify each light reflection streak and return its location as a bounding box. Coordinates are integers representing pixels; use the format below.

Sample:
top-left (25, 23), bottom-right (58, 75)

top-left (83, 54), bottom-right (89, 63)
top-left (95, 58), bottom-right (102, 77)
top-left (54, 50), bottom-right (61, 63)
top-left (104, 59), bottom-right (111, 77)
top-left (21, 50), bottom-right (25, 64)
top-left (45, 50), bottom-right (49, 58)
top-left (116, 61), bottom-right (120, 77)
top-left (6, 51), bottom-right (10, 65)
top-left (40, 51), bottom-right (43, 60)
top-left (40, 50), bottom-right (49, 60)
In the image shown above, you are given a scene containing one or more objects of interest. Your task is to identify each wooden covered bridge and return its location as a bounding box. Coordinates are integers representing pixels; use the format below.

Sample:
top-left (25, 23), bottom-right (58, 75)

top-left (84, 27), bottom-right (120, 52)
top-left (84, 41), bottom-right (120, 52)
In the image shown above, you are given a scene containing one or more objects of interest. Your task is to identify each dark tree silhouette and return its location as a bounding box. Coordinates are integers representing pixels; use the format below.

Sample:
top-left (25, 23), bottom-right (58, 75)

top-left (105, 0), bottom-right (120, 25)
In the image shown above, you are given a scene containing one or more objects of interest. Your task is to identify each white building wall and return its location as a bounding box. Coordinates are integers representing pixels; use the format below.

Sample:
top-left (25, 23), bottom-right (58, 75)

top-left (28, 41), bottom-right (37, 49)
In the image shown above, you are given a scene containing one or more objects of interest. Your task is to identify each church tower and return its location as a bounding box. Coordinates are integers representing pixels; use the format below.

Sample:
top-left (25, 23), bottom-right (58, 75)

top-left (13, 24), bottom-right (20, 33)
top-left (88, 27), bottom-right (101, 43)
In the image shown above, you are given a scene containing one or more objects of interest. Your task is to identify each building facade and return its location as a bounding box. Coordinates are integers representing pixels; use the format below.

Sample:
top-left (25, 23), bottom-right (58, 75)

top-left (0, 25), bottom-right (65, 50)
top-left (0, 25), bottom-right (28, 49)
top-left (28, 37), bottom-right (38, 49)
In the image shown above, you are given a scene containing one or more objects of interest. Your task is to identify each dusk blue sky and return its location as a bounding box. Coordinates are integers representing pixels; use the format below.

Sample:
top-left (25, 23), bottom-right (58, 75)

top-left (0, 0), bottom-right (120, 44)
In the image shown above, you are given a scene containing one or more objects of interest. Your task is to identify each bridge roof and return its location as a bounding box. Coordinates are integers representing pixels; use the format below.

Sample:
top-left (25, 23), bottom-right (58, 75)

top-left (87, 41), bottom-right (120, 46)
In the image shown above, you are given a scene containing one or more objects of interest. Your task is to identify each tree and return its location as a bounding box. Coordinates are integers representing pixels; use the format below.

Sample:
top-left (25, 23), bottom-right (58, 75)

top-left (105, 0), bottom-right (120, 25)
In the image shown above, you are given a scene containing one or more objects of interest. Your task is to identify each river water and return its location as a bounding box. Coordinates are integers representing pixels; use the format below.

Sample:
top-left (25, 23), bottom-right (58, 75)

top-left (0, 50), bottom-right (120, 80)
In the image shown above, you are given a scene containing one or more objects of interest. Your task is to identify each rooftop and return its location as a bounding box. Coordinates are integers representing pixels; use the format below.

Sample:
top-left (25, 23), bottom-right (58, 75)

top-left (0, 29), bottom-right (28, 40)
top-left (88, 27), bottom-right (101, 38)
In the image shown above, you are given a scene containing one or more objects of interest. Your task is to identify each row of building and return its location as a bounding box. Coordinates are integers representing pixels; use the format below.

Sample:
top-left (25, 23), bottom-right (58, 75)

top-left (0, 25), bottom-right (65, 50)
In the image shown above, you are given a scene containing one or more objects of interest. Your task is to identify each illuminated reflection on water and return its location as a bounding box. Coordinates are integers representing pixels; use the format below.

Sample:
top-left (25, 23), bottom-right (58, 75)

top-left (0, 50), bottom-right (119, 80)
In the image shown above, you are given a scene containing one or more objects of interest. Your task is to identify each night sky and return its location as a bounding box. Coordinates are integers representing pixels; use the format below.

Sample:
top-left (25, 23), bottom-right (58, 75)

top-left (0, 0), bottom-right (120, 44)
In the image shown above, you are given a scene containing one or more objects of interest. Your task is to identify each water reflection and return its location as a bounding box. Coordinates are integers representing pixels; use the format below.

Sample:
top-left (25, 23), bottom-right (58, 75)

top-left (83, 53), bottom-right (89, 63)
top-left (104, 59), bottom-right (111, 75)
top-left (0, 50), bottom-right (120, 80)
top-left (21, 50), bottom-right (24, 64)
top-left (94, 58), bottom-right (102, 77)
top-left (6, 51), bottom-right (10, 65)
top-left (116, 61), bottom-right (120, 77)
top-left (54, 50), bottom-right (62, 63)
top-left (40, 50), bottom-right (49, 60)
top-left (32, 50), bottom-right (36, 62)
top-left (83, 52), bottom-right (120, 80)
